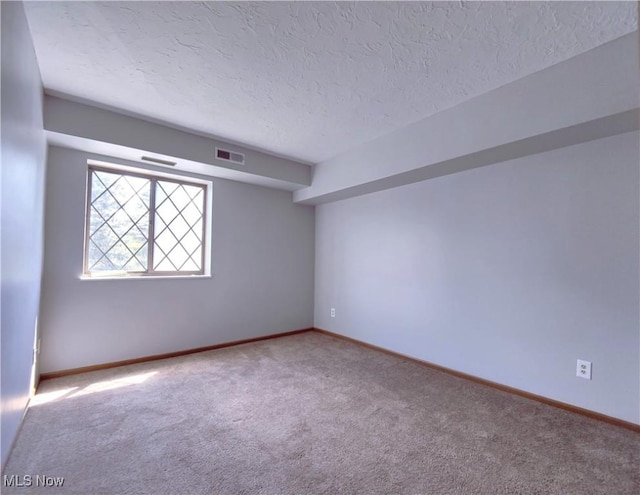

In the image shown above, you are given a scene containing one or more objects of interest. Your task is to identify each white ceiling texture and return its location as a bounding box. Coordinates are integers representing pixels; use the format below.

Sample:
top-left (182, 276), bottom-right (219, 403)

top-left (23, 1), bottom-right (637, 164)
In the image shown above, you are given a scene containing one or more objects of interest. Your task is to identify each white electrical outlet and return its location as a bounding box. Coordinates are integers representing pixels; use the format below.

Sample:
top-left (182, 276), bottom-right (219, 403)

top-left (576, 359), bottom-right (592, 380)
top-left (330, 308), bottom-right (336, 318)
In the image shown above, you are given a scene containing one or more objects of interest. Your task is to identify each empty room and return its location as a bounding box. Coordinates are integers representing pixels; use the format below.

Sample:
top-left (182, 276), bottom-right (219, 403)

top-left (1, 1), bottom-right (638, 493)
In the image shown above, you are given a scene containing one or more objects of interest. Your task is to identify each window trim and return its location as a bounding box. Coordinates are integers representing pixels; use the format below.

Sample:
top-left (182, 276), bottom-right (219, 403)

top-left (83, 164), bottom-right (210, 278)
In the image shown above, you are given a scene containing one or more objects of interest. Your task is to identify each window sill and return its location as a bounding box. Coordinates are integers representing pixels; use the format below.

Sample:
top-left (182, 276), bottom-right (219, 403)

top-left (79, 274), bottom-right (212, 281)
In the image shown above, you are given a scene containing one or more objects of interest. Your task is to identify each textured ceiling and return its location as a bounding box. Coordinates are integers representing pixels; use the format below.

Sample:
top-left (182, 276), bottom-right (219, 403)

top-left (23, 1), bottom-right (637, 164)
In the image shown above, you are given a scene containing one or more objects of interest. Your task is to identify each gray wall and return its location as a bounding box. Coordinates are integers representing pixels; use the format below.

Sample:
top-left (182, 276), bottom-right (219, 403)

top-left (1, 1), bottom-right (47, 466)
top-left (39, 146), bottom-right (315, 373)
top-left (315, 131), bottom-right (640, 424)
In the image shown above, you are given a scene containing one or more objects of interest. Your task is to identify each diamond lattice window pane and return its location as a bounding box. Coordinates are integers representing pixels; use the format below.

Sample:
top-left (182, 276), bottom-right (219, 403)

top-left (180, 258), bottom-right (199, 272)
top-left (89, 206), bottom-right (107, 235)
top-left (91, 175), bottom-right (107, 202)
top-left (92, 185), bottom-right (121, 221)
top-left (156, 199), bottom-right (179, 225)
top-left (181, 202), bottom-right (202, 225)
top-left (169, 186), bottom-right (190, 211)
top-left (90, 251), bottom-right (117, 272)
top-left (157, 181), bottom-right (179, 202)
top-left (108, 209), bottom-right (136, 238)
top-left (168, 216), bottom-right (189, 240)
top-left (189, 246), bottom-right (202, 265)
top-left (154, 229), bottom-right (178, 256)
top-left (122, 256), bottom-right (146, 272)
top-left (181, 231), bottom-right (201, 254)
top-left (105, 241), bottom-right (134, 268)
top-left (93, 170), bottom-right (119, 189)
top-left (111, 177), bottom-right (136, 205)
top-left (123, 194), bottom-right (149, 222)
top-left (121, 231), bottom-right (148, 268)
top-left (89, 223), bottom-right (119, 270)
top-left (153, 180), bottom-right (205, 272)
top-left (154, 258), bottom-right (175, 272)
top-left (87, 170), bottom-right (150, 273)
top-left (125, 176), bottom-right (151, 206)
top-left (170, 244), bottom-right (189, 268)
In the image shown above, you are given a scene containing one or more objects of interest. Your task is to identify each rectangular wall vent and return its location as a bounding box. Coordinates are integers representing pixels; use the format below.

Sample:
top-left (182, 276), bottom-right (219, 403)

top-left (216, 147), bottom-right (245, 165)
top-left (141, 156), bottom-right (176, 167)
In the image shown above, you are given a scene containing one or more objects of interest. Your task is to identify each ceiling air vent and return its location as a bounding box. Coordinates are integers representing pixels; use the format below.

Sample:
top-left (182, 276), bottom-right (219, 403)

top-left (216, 147), bottom-right (245, 165)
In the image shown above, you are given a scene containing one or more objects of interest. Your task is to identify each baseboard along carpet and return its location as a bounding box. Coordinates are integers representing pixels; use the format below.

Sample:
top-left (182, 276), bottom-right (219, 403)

top-left (3, 332), bottom-right (638, 494)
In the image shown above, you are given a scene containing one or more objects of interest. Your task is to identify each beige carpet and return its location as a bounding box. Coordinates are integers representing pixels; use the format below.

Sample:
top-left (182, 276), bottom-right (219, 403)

top-left (3, 332), bottom-right (639, 494)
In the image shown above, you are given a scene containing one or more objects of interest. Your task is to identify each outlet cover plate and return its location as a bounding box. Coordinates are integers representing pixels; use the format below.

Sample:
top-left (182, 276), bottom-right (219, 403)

top-left (577, 359), bottom-right (592, 380)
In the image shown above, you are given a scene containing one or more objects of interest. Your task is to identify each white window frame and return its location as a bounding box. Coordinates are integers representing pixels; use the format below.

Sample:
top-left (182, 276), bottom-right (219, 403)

top-left (83, 162), bottom-right (212, 279)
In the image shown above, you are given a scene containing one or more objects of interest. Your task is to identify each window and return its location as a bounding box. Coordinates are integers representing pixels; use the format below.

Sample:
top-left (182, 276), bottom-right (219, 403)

top-left (84, 165), bottom-right (208, 277)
